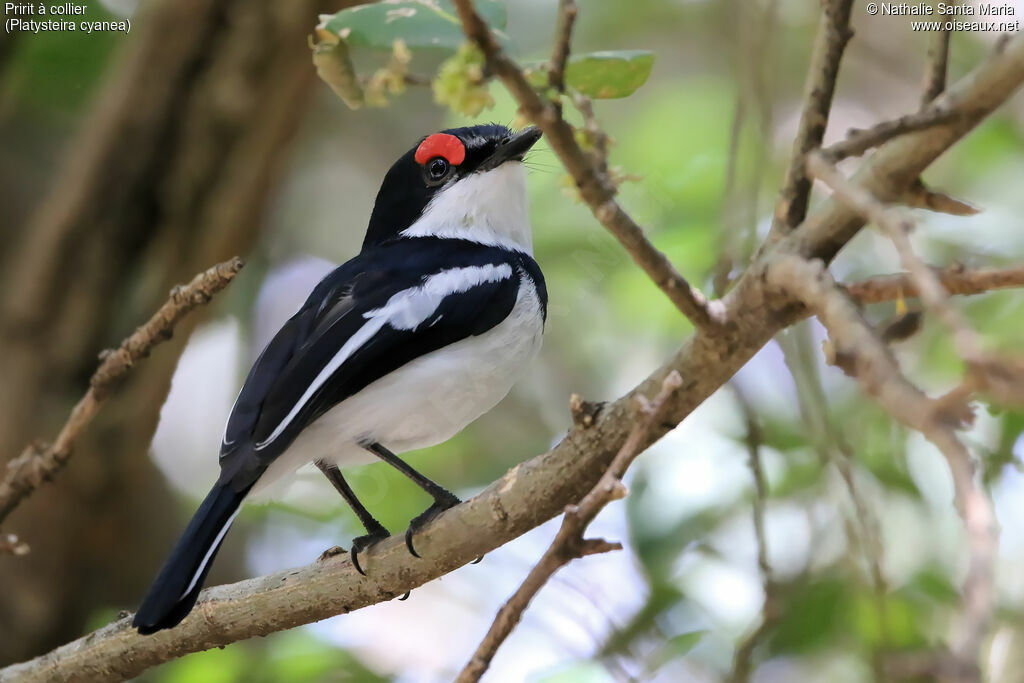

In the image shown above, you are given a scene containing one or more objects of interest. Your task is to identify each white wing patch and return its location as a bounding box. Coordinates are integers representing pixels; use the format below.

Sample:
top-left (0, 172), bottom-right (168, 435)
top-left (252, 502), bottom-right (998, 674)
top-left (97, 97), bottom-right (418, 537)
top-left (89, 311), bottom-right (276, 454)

top-left (253, 263), bottom-right (513, 450)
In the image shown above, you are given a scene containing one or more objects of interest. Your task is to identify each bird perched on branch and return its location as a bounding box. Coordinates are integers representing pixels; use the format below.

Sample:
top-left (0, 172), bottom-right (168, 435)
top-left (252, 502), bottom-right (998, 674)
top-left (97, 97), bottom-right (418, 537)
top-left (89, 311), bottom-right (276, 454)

top-left (134, 124), bottom-right (547, 634)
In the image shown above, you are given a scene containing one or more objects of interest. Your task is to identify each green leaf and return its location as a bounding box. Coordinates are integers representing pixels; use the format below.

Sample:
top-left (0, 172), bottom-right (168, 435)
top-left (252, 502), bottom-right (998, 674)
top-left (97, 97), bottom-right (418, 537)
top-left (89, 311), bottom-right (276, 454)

top-left (524, 50), bottom-right (655, 99)
top-left (317, 0), bottom-right (507, 51)
top-left (567, 50), bottom-right (654, 98)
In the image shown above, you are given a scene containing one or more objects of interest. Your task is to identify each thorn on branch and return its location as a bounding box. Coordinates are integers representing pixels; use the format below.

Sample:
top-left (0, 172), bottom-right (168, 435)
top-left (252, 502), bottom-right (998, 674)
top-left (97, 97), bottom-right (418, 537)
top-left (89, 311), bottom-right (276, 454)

top-left (903, 178), bottom-right (980, 217)
top-left (578, 537), bottom-right (622, 556)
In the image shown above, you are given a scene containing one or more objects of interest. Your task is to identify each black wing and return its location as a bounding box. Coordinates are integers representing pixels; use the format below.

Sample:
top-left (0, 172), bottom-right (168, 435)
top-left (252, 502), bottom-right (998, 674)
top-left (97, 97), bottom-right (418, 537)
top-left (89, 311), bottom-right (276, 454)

top-left (217, 238), bottom-right (537, 487)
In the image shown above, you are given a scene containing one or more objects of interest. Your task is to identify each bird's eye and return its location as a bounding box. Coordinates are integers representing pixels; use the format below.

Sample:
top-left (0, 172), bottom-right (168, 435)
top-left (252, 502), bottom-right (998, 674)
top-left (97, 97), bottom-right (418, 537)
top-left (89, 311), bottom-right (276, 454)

top-left (426, 157), bottom-right (450, 184)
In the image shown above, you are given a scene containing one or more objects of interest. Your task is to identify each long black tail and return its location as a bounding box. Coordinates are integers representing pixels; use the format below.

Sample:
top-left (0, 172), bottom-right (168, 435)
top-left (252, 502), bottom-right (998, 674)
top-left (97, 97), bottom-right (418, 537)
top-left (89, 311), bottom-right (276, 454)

top-left (133, 483), bottom-right (249, 635)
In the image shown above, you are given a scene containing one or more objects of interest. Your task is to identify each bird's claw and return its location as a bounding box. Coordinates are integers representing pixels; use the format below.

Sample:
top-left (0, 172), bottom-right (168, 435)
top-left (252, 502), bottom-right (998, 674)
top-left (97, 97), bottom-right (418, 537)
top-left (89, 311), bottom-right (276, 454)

top-left (405, 494), bottom-right (461, 558)
top-left (349, 526), bottom-right (390, 576)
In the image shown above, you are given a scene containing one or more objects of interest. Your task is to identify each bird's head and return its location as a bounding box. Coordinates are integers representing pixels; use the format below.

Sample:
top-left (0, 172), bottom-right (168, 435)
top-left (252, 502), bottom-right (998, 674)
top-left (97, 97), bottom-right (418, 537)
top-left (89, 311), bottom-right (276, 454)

top-left (364, 124), bottom-right (542, 253)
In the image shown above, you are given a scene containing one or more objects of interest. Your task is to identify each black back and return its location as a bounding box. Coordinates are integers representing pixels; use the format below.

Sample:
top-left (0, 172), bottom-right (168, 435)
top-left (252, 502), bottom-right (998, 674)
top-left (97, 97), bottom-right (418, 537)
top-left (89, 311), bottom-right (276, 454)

top-left (218, 237), bottom-right (547, 488)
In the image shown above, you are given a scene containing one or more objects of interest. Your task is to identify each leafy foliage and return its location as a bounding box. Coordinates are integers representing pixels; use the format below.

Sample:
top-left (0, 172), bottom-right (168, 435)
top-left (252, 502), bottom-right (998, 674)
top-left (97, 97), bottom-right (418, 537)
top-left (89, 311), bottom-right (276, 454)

top-left (312, 1), bottom-right (655, 112)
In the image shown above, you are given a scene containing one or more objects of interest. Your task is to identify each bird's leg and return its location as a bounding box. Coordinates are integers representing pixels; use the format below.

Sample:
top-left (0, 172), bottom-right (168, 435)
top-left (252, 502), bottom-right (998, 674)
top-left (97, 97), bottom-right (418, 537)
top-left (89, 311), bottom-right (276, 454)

top-left (362, 442), bottom-right (461, 558)
top-left (316, 460), bottom-right (390, 576)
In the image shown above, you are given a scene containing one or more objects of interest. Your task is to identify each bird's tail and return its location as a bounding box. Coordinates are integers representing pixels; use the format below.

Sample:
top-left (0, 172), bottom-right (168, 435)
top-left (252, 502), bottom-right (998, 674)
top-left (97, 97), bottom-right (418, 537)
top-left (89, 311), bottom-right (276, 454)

top-left (133, 482), bottom-right (250, 635)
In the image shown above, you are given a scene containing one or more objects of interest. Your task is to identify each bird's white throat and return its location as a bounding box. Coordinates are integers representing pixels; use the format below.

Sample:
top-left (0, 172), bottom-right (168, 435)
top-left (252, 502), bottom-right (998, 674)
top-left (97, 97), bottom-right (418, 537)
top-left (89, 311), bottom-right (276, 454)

top-left (400, 162), bottom-right (532, 253)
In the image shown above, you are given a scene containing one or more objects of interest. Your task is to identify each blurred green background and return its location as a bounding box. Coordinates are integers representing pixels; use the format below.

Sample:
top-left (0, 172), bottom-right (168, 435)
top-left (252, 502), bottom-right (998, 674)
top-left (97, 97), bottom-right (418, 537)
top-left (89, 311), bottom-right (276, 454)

top-left (2, 0), bottom-right (1024, 681)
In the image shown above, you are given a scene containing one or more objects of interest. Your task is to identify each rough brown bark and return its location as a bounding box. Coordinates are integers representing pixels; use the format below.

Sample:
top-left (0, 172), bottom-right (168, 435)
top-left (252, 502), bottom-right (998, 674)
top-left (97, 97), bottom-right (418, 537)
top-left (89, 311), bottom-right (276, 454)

top-left (0, 0), bottom-right (330, 663)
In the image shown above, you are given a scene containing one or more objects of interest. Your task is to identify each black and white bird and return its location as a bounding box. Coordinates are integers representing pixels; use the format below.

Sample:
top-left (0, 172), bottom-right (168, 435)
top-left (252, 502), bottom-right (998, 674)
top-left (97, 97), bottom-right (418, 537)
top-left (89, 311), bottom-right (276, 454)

top-left (133, 124), bottom-right (547, 634)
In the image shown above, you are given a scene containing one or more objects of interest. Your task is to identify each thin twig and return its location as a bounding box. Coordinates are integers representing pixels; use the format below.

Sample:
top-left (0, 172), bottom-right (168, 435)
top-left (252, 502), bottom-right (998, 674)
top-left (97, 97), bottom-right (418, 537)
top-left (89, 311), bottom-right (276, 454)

top-left (451, 0), bottom-right (721, 329)
top-left (844, 264), bottom-right (1024, 304)
top-left (767, 255), bottom-right (996, 682)
top-left (820, 106), bottom-right (960, 161)
top-left (0, 257), bottom-right (244, 530)
top-left (547, 0), bottom-right (577, 94)
top-left (923, 29), bottom-right (952, 105)
top-left (457, 371), bottom-right (683, 683)
top-left (728, 385), bottom-right (775, 683)
top-left (769, 0), bottom-right (854, 237)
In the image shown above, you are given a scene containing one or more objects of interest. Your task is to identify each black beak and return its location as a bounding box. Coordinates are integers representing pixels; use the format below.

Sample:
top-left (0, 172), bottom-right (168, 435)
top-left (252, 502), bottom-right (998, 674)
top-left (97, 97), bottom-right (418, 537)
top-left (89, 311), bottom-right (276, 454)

top-left (482, 127), bottom-right (542, 170)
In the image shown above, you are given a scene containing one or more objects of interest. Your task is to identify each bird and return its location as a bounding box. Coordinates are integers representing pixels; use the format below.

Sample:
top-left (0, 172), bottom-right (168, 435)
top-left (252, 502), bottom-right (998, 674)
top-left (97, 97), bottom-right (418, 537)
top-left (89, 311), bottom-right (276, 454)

top-left (133, 124), bottom-right (547, 635)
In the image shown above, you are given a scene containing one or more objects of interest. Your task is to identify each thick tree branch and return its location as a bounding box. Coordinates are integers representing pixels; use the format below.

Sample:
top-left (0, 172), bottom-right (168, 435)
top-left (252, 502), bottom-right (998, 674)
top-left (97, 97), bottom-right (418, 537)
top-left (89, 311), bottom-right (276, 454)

top-left (769, 0), bottom-right (854, 237)
top-left (0, 258), bottom-right (244, 531)
top-left (452, 0), bottom-right (720, 329)
top-left (787, 35), bottom-right (1024, 264)
top-left (457, 372), bottom-right (682, 683)
top-left (3, 19), bottom-right (1022, 683)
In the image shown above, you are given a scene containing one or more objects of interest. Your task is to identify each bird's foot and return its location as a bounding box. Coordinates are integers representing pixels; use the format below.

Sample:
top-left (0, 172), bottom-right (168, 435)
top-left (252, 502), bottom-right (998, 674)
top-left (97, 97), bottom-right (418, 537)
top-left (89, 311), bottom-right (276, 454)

top-left (350, 525), bottom-right (391, 576)
top-left (405, 493), bottom-right (461, 558)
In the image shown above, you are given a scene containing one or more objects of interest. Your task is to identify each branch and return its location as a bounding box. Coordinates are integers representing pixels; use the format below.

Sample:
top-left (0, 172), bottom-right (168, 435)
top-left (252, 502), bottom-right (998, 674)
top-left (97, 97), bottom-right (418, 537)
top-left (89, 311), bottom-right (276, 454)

top-left (0, 258), bottom-right (244, 530)
top-left (4, 21), bottom-right (1022, 683)
top-left (790, 35), bottom-right (1024, 264)
top-left (457, 371), bottom-right (682, 683)
top-left (807, 153), bottom-right (982, 358)
top-left (452, 0), bottom-right (721, 329)
top-left (727, 386), bottom-right (775, 683)
top-left (819, 106), bottom-right (960, 161)
top-left (769, 0), bottom-right (854, 237)
top-left (845, 264), bottom-right (1024, 304)
top-left (766, 255), bottom-right (996, 680)
top-left (547, 0), bottom-right (577, 94)
top-left (923, 29), bottom-right (952, 105)
top-left (808, 152), bottom-right (1024, 405)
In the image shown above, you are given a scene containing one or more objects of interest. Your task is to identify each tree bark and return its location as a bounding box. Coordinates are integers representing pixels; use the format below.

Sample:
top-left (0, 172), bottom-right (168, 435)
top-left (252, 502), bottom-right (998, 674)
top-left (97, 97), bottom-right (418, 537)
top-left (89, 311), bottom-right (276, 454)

top-left (0, 0), bottom-right (331, 663)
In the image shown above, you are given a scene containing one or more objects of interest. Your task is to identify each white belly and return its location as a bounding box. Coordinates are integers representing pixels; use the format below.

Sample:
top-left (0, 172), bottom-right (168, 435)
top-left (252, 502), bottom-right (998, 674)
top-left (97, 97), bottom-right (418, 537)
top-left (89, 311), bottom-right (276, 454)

top-left (252, 277), bottom-right (543, 493)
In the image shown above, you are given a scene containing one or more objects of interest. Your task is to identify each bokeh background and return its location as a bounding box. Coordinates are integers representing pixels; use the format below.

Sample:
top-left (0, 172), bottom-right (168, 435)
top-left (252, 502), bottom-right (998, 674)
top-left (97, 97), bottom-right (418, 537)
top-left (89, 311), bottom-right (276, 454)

top-left (2, 0), bottom-right (1024, 681)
